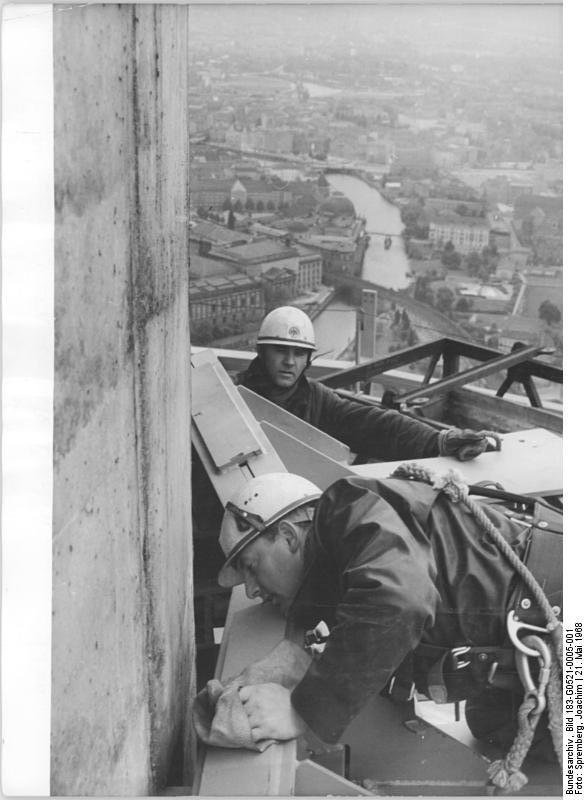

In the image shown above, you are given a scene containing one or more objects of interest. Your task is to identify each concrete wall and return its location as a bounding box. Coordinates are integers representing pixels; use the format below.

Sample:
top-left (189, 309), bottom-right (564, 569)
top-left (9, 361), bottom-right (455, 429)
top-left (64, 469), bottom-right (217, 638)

top-left (51, 5), bottom-right (194, 794)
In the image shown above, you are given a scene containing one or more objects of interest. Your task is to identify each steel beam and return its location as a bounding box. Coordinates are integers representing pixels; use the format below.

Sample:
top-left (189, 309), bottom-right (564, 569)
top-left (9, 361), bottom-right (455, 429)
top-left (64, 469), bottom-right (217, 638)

top-left (396, 343), bottom-right (546, 404)
top-left (422, 350), bottom-right (442, 385)
top-left (318, 340), bottom-right (445, 388)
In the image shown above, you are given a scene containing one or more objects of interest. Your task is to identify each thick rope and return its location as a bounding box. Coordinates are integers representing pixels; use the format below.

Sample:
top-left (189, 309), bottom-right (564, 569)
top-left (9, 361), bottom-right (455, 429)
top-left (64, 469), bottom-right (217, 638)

top-left (486, 631), bottom-right (559, 792)
top-left (393, 463), bottom-right (562, 661)
top-left (546, 656), bottom-right (564, 764)
top-left (392, 463), bottom-right (564, 790)
top-left (486, 693), bottom-right (541, 793)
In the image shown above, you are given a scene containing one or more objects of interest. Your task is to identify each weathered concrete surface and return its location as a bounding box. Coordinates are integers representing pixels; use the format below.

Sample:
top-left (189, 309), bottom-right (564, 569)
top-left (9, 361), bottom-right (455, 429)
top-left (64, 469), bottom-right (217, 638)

top-left (52, 5), bottom-right (193, 795)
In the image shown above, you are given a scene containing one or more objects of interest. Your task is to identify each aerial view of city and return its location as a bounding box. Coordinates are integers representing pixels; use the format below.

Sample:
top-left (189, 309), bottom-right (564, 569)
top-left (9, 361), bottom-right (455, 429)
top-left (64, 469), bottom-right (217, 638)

top-left (187, 3), bottom-right (562, 397)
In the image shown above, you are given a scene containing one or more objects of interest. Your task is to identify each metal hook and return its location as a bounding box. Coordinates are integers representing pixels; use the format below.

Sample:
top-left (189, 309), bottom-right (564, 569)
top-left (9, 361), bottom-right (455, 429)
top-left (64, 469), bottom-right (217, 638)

top-left (506, 610), bottom-right (549, 657)
top-left (514, 635), bottom-right (551, 717)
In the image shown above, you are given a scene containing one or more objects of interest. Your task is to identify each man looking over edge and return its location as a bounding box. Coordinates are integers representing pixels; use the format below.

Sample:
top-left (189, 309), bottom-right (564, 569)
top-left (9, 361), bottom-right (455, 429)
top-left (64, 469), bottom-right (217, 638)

top-left (214, 471), bottom-right (561, 784)
top-left (237, 305), bottom-right (500, 463)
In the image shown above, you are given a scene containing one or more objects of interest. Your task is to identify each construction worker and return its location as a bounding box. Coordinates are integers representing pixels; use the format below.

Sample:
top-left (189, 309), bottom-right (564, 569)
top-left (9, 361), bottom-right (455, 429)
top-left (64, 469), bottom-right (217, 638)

top-left (237, 306), bottom-right (499, 463)
top-left (216, 471), bottom-right (562, 788)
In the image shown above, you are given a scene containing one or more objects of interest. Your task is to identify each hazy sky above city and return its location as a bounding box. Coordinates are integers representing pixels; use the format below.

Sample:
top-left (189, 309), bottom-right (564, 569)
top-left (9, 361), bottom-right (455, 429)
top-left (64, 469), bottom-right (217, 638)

top-left (189, 3), bottom-right (562, 61)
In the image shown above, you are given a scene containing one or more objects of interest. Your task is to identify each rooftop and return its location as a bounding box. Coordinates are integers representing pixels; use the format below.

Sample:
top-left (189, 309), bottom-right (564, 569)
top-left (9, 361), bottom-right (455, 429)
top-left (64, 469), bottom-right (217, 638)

top-left (428, 210), bottom-right (491, 229)
top-left (190, 220), bottom-right (251, 246)
top-left (220, 238), bottom-right (299, 263)
top-left (189, 273), bottom-right (259, 299)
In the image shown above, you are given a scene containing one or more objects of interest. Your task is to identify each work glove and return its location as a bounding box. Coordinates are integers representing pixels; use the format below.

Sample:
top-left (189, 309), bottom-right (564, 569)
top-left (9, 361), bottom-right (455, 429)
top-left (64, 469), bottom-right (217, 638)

top-left (192, 678), bottom-right (276, 751)
top-left (438, 428), bottom-right (502, 462)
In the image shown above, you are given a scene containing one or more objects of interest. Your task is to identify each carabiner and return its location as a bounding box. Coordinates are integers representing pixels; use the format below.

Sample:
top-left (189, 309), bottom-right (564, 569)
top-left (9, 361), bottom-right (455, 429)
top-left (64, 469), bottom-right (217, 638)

top-left (514, 634), bottom-right (551, 717)
top-left (507, 610), bottom-right (550, 657)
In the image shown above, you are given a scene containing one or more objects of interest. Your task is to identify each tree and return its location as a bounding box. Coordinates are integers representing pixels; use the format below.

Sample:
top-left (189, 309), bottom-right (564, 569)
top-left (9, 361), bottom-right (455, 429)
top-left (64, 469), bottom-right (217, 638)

top-left (511, 270), bottom-right (523, 289)
top-left (441, 244), bottom-right (462, 270)
top-left (435, 287), bottom-right (455, 315)
top-left (465, 251), bottom-right (482, 277)
top-left (538, 300), bottom-right (562, 325)
top-left (222, 198), bottom-right (232, 212)
top-left (256, 200), bottom-right (265, 212)
top-left (245, 198), bottom-right (254, 211)
top-left (521, 218), bottom-right (534, 240)
top-left (190, 319), bottom-right (214, 345)
top-left (196, 205), bottom-right (207, 219)
top-left (400, 201), bottom-right (428, 239)
top-left (414, 275), bottom-right (435, 306)
top-left (227, 209), bottom-right (235, 230)
top-left (455, 296), bottom-right (473, 312)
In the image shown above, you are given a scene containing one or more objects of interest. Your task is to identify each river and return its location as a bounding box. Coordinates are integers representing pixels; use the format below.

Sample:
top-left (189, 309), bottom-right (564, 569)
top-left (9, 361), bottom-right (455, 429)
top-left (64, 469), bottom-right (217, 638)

top-left (312, 299), bottom-right (356, 360)
top-left (326, 173), bottom-right (410, 290)
top-left (312, 174), bottom-right (410, 356)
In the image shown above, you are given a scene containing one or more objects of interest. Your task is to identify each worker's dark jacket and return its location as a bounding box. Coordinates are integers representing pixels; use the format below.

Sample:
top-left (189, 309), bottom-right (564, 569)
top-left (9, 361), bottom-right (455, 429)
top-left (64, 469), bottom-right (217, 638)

top-left (237, 357), bottom-right (440, 461)
top-left (289, 475), bottom-right (531, 744)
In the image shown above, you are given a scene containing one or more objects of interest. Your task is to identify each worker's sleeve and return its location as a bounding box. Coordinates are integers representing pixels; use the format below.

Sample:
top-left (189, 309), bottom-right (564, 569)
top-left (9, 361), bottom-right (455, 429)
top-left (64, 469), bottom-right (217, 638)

top-left (314, 383), bottom-right (440, 460)
top-left (290, 480), bottom-right (440, 743)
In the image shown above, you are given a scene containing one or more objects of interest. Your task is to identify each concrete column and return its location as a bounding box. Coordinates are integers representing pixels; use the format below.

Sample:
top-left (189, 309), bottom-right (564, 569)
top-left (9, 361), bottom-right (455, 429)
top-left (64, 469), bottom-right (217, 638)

top-left (359, 289), bottom-right (378, 360)
top-left (51, 5), bottom-right (193, 794)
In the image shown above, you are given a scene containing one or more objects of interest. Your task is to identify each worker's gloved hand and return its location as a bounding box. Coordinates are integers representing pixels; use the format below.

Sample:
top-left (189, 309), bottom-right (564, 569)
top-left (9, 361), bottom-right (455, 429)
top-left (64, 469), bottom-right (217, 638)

top-left (192, 679), bottom-right (277, 751)
top-left (439, 428), bottom-right (503, 462)
top-left (239, 683), bottom-right (307, 743)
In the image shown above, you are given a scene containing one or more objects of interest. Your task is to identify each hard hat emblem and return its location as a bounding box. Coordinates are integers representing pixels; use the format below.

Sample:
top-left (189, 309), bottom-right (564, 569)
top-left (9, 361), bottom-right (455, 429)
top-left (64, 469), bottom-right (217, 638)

top-left (288, 326), bottom-right (301, 338)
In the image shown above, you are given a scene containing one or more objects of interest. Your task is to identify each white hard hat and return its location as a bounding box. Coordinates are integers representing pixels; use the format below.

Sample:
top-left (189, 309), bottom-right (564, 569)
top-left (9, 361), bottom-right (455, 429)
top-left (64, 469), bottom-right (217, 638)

top-left (257, 306), bottom-right (316, 351)
top-left (218, 472), bottom-right (321, 588)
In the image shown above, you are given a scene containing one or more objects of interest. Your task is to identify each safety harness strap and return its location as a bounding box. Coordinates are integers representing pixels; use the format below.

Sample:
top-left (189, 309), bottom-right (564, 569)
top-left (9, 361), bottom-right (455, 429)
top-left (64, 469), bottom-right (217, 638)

top-left (510, 505), bottom-right (562, 627)
top-left (416, 643), bottom-right (520, 704)
top-left (385, 472), bottom-right (562, 707)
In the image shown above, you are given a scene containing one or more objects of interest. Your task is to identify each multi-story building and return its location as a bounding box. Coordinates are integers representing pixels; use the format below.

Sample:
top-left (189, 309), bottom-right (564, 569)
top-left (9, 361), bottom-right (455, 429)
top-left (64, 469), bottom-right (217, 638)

top-left (233, 160), bottom-right (263, 180)
top-left (230, 178), bottom-right (290, 211)
top-left (482, 176), bottom-right (534, 206)
top-left (217, 237), bottom-right (300, 284)
top-left (428, 211), bottom-right (491, 254)
top-left (190, 178), bottom-right (234, 212)
top-left (295, 245), bottom-right (323, 294)
top-left (258, 266), bottom-right (297, 304)
top-left (296, 234), bottom-right (358, 275)
top-left (189, 273), bottom-right (263, 331)
top-left (216, 237), bottom-right (323, 296)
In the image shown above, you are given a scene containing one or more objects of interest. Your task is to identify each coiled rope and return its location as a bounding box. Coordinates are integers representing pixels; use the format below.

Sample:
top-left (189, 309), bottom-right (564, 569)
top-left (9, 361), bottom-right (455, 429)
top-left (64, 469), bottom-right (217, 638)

top-left (392, 462), bottom-right (563, 792)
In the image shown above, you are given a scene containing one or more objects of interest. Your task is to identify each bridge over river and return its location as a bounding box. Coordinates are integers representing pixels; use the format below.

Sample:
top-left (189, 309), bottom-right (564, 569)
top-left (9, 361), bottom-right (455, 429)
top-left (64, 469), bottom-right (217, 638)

top-left (324, 272), bottom-right (471, 344)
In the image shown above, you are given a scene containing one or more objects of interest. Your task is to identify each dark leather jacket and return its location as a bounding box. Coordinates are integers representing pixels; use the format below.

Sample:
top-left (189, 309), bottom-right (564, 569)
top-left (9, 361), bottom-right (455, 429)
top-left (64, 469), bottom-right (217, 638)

top-left (289, 475), bottom-right (530, 743)
top-left (238, 357), bottom-right (440, 461)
